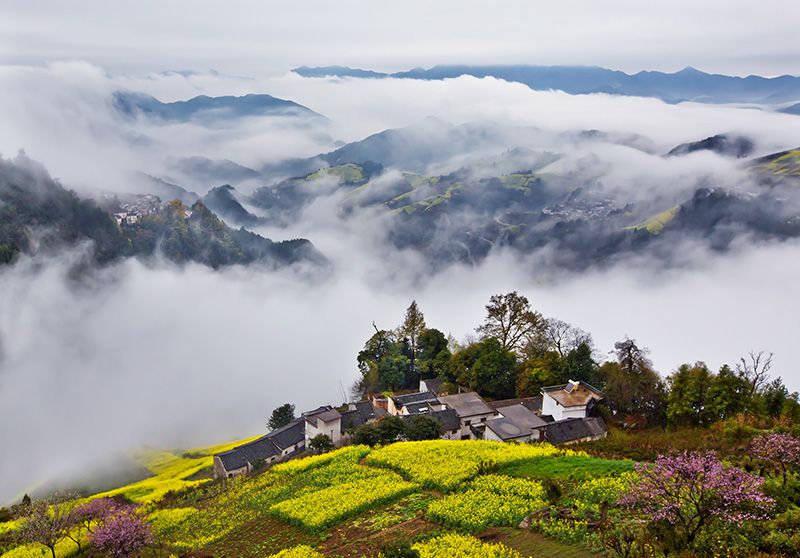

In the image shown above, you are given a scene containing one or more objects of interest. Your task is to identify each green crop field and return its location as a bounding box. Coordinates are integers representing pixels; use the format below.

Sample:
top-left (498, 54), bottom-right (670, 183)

top-left (500, 455), bottom-right (635, 483)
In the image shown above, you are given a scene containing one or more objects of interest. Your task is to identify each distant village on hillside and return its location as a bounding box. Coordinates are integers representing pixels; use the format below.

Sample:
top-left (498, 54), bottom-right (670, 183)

top-left (213, 379), bottom-right (607, 478)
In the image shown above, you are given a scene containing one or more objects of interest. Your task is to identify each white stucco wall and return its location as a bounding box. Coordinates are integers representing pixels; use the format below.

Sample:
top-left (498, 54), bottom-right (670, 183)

top-left (541, 393), bottom-right (561, 420)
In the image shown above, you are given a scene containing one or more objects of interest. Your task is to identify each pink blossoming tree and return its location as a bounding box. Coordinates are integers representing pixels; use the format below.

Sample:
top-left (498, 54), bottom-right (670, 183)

top-left (73, 497), bottom-right (128, 533)
top-left (621, 451), bottom-right (773, 555)
top-left (750, 432), bottom-right (800, 485)
top-left (89, 506), bottom-right (153, 558)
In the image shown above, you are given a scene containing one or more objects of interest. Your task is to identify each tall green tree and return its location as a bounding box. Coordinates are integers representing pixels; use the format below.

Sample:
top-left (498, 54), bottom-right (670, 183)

top-left (377, 350), bottom-right (411, 391)
top-left (564, 342), bottom-right (600, 386)
top-left (476, 291), bottom-right (543, 354)
top-left (452, 338), bottom-right (518, 398)
top-left (602, 339), bottom-right (666, 426)
top-left (267, 403), bottom-right (296, 430)
top-left (706, 365), bottom-right (751, 421)
top-left (516, 351), bottom-right (565, 397)
top-left (405, 415), bottom-right (442, 440)
top-left (416, 328), bottom-right (451, 380)
top-left (398, 301), bottom-right (426, 371)
top-left (666, 363), bottom-right (715, 428)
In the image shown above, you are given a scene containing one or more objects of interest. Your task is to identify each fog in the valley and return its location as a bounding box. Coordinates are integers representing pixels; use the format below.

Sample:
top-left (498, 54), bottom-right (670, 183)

top-left (1, 62), bottom-right (800, 503)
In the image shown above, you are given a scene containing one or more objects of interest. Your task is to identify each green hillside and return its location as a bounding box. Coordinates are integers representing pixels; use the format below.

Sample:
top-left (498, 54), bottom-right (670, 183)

top-left (755, 149), bottom-right (800, 178)
top-left (0, 440), bottom-right (622, 558)
top-left (625, 206), bottom-right (678, 234)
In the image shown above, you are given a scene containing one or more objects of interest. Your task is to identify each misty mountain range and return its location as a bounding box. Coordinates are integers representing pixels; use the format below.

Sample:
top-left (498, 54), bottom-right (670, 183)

top-left (109, 113), bottom-right (798, 271)
top-left (294, 64), bottom-right (800, 105)
top-left (113, 91), bottom-right (324, 122)
top-left (0, 154), bottom-right (323, 269)
top-left (237, 121), bottom-right (800, 268)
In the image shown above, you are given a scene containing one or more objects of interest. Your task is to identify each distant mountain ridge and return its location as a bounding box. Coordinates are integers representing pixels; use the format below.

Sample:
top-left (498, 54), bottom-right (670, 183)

top-left (293, 65), bottom-right (800, 104)
top-left (113, 91), bottom-right (325, 122)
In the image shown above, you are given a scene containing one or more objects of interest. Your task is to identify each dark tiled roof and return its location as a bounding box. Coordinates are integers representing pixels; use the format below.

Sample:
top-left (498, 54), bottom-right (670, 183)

top-left (355, 400), bottom-right (385, 421)
top-left (340, 409), bottom-right (364, 431)
top-left (420, 378), bottom-right (446, 395)
top-left (392, 391), bottom-right (439, 406)
top-left (583, 416), bottom-right (608, 437)
top-left (404, 402), bottom-right (437, 414)
top-left (268, 419), bottom-right (305, 450)
top-left (544, 417), bottom-right (607, 444)
top-left (217, 449), bottom-right (248, 471)
top-left (400, 408), bottom-right (460, 432)
top-left (438, 392), bottom-right (495, 418)
top-left (215, 418), bottom-right (305, 473)
top-left (540, 414), bottom-right (555, 423)
top-left (484, 417), bottom-right (532, 441)
top-left (432, 409), bottom-right (461, 432)
top-left (238, 437), bottom-right (281, 464)
top-left (342, 401), bottom-right (387, 431)
top-left (496, 404), bottom-right (549, 429)
top-left (487, 396), bottom-right (543, 413)
top-left (302, 405), bottom-right (333, 417)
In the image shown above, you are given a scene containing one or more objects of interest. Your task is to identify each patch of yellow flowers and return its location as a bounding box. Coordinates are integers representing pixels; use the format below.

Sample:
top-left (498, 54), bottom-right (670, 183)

top-left (427, 474), bottom-right (547, 531)
top-left (271, 445), bottom-right (371, 475)
top-left (570, 472), bottom-right (637, 518)
top-left (270, 472), bottom-right (417, 531)
top-left (367, 440), bottom-right (582, 490)
top-left (412, 533), bottom-right (522, 557)
top-left (267, 545), bottom-right (325, 557)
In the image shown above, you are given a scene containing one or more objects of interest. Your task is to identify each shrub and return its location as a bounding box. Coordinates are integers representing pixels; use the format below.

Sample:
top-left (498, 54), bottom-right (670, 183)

top-left (531, 517), bottom-right (590, 544)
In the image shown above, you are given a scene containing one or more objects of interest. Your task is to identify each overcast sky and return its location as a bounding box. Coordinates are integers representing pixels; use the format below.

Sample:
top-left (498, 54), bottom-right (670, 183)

top-left (1, 0), bottom-right (799, 77)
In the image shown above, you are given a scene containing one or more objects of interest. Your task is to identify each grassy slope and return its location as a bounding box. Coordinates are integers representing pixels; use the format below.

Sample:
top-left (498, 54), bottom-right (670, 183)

top-left (1, 439), bottom-right (622, 558)
top-left (501, 455), bottom-right (635, 483)
top-left (625, 206), bottom-right (678, 233)
top-left (757, 149), bottom-right (800, 177)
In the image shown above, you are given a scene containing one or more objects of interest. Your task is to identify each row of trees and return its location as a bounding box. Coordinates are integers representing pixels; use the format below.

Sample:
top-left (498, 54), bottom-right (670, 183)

top-left (355, 292), bottom-right (800, 428)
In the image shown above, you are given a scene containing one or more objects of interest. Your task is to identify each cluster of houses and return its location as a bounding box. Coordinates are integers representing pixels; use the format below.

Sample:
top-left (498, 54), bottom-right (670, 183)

top-left (110, 194), bottom-right (163, 226)
top-left (213, 379), bottom-right (607, 479)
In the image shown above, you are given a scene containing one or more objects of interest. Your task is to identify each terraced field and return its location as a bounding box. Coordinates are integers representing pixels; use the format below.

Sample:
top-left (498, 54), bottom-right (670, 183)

top-left (0, 440), bottom-right (630, 557)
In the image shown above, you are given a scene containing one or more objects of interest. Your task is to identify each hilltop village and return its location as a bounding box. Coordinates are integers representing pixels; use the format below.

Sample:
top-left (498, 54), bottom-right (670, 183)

top-left (213, 378), bottom-right (607, 478)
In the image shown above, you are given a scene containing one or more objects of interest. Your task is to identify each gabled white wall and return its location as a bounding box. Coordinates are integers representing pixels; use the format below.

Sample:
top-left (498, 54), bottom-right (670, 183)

top-left (541, 392), bottom-right (563, 420)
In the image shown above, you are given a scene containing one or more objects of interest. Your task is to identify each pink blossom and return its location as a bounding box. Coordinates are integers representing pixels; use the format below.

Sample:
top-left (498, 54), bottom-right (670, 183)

top-left (89, 507), bottom-right (153, 558)
top-left (620, 451), bottom-right (773, 551)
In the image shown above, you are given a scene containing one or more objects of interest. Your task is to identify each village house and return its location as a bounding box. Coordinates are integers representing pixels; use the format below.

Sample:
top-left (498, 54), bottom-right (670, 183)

top-left (213, 419), bottom-right (305, 478)
top-left (303, 406), bottom-right (343, 446)
top-left (484, 403), bottom-right (550, 443)
top-left (540, 380), bottom-right (604, 421)
top-left (437, 392), bottom-right (498, 439)
top-left (387, 391), bottom-right (443, 416)
top-left (340, 400), bottom-right (387, 432)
